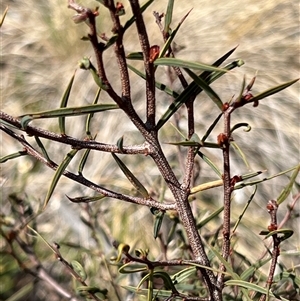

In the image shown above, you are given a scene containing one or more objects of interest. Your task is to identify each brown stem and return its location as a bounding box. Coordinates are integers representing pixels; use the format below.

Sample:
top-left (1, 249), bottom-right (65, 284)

top-left (68, 0), bottom-right (125, 108)
top-left (218, 106), bottom-right (234, 286)
top-left (129, 0), bottom-right (156, 129)
top-left (1, 124), bottom-right (176, 211)
top-left (0, 112), bottom-right (149, 155)
top-left (259, 200), bottom-right (280, 301)
top-left (153, 10), bottom-right (189, 89)
top-left (5, 2), bottom-right (222, 299)
top-left (250, 193), bottom-right (299, 295)
top-left (106, 0), bottom-right (131, 99)
top-left (15, 105), bottom-right (148, 158)
top-left (149, 139), bottom-right (221, 300)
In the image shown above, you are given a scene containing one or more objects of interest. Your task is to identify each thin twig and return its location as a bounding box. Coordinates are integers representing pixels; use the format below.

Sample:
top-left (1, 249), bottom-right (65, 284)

top-left (149, 141), bottom-right (221, 300)
top-left (259, 200), bottom-right (280, 301)
top-left (105, 0), bottom-right (131, 99)
top-left (1, 124), bottom-right (176, 211)
top-left (153, 9), bottom-right (197, 187)
top-left (153, 10), bottom-right (189, 89)
top-left (129, 0), bottom-right (156, 129)
top-left (68, 0), bottom-right (123, 107)
top-left (217, 106), bottom-right (235, 286)
top-left (0, 111), bottom-right (150, 155)
top-left (68, 2), bottom-right (155, 138)
top-left (249, 193), bottom-right (299, 297)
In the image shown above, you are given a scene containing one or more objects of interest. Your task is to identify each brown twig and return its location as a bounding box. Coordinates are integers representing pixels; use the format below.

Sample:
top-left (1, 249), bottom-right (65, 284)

top-left (68, 0), bottom-right (125, 109)
top-left (249, 193), bottom-right (299, 299)
top-left (112, 2), bottom-right (220, 298)
top-left (68, 1), bottom-right (157, 139)
top-left (1, 124), bottom-right (176, 211)
top-left (153, 10), bottom-right (189, 89)
top-left (259, 199), bottom-right (280, 301)
top-left (3, 2), bottom-right (223, 299)
top-left (129, 0), bottom-right (156, 129)
top-left (0, 111), bottom-right (150, 155)
top-left (217, 106), bottom-right (235, 286)
top-left (105, 0), bottom-right (131, 100)
top-left (146, 138), bottom-right (221, 299)
top-left (153, 9), bottom-right (197, 191)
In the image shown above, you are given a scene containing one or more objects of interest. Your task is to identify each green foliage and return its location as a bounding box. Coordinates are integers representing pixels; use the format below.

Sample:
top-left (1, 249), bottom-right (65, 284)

top-left (1, 1), bottom-right (299, 301)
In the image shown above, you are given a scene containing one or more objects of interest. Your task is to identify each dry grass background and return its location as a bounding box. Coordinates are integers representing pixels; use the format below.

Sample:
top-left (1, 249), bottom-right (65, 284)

top-left (1, 0), bottom-right (299, 300)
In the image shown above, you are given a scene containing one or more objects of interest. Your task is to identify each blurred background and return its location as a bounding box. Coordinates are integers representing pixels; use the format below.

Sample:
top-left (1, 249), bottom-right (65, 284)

top-left (1, 0), bottom-right (299, 300)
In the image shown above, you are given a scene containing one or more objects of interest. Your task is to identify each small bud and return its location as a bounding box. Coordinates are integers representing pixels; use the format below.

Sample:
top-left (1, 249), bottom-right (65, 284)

top-left (222, 102), bottom-right (230, 111)
top-left (267, 223), bottom-right (277, 232)
top-left (243, 92), bottom-right (253, 102)
top-left (217, 133), bottom-right (229, 148)
top-left (80, 36), bottom-right (90, 41)
top-left (116, 2), bottom-right (125, 16)
top-left (230, 175), bottom-right (242, 187)
top-left (119, 243), bottom-right (130, 254)
top-left (168, 210), bottom-right (179, 220)
top-left (266, 202), bottom-right (274, 212)
top-left (113, 243), bottom-right (130, 262)
top-left (93, 7), bottom-right (99, 17)
top-left (149, 45), bottom-right (160, 63)
top-left (266, 199), bottom-right (278, 212)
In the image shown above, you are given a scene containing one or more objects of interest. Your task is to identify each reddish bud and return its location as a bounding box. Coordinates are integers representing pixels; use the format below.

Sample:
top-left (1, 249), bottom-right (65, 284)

top-left (116, 2), bottom-right (125, 16)
top-left (116, 2), bottom-right (123, 9)
top-left (230, 175), bottom-right (242, 187)
top-left (217, 133), bottom-right (228, 147)
top-left (243, 93), bottom-right (253, 101)
top-left (268, 223), bottom-right (277, 232)
top-left (93, 10), bottom-right (99, 17)
top-left (266, 203), bottom-right (274, 212)
top-left (266, 199), bottom-right (278, 212)
top-left (222, 102), bottom-right (230, 111)
top-left (149, 45), bottom-right (160, 63)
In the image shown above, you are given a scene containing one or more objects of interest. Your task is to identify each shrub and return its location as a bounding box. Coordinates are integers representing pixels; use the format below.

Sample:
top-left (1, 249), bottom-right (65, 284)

top-left (1, 1), bottom-right (299, 301)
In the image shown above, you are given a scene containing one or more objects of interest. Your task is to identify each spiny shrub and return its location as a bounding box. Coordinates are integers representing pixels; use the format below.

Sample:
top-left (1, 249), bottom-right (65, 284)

top-left (1, 1), bottom-right (299, 301)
